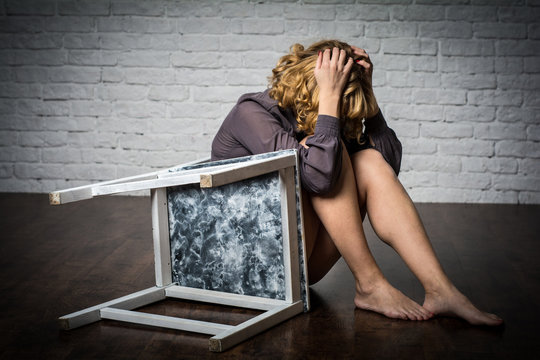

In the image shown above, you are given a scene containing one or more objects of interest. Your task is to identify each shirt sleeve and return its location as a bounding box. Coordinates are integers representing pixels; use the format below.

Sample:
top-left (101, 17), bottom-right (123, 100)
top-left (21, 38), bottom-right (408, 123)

top-left (364, 109), bottom-right (402, 175)
top-left (225, 100), bottom-right (342, 194)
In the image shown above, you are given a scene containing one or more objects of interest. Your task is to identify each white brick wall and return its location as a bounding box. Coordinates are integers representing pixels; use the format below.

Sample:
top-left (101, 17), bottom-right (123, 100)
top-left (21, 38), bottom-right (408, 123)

top-left (0, 0), bottom-right (539, 203)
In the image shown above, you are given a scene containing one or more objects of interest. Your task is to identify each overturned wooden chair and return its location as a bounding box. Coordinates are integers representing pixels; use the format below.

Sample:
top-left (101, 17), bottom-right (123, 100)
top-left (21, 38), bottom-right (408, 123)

top-left (50, 149), bottom-right (310, 352)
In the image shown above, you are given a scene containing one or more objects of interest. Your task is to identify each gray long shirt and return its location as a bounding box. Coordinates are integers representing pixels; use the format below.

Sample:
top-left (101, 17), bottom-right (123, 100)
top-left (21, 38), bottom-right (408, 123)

top-left (211, 89), bottom-right (402, 195)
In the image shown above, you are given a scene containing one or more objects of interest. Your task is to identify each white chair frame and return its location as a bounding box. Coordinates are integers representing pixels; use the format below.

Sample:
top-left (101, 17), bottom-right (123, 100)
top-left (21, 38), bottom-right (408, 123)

top-left (51, 150), bottom-right (309, 352)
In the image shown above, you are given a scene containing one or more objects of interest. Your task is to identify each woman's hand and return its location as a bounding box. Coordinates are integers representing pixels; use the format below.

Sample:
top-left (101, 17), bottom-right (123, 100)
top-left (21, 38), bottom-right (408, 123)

top-left (314, 47), bottom-right (353, 118)
top-left (351, 46), bottom-right (373, 84)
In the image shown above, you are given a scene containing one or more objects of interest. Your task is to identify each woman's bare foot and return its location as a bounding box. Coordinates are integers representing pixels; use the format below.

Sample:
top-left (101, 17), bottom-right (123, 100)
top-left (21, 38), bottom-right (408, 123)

top-left (423, 284), bottom-right (503, 326)
top-left (354, 279), bottom-right (433, 321)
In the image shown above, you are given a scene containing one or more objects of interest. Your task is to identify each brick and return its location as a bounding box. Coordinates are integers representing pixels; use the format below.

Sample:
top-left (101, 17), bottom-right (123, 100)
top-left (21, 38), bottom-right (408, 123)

top-left (220, 35), bottom-right (275, 51)
top-left (119, 133), bottom-right (173, 151)
top-left (392, 5), bottom-right (445, 21)
top-left (68, 50), bottom-right (117, 66)
top-left (473, 23), bottom-right (527, 39)
top-left (403, 155), bottom-right (461, 173)
top-left (124, 68), bottom-right (176, 85)
top-left (14, 163), bottom-right (65, 179)
top-left (468, 90), bottom-right (523, 106)
top-left (417, 0), bottom-right (468, 4)
top-left (441, 74), bottom-right (496, 89)
top-left (438, 172), bottom-right (491, 190)
top-left (5, 0), bottom-right (55, 15)
top-left (225, 69), bottom-right (267, 86)
top-left (43, 16), bottom-right (95, 32)
top-left (42, 84), bottom-right (94, 100)
top-left (0, 83), bottom-right (42, 99)
top-left (374, 86), bottom-right (411, 103)
top-left (114, 101), bottom-right (165, 118)
top-left (440, 40), bottom-right (494, 56)
top-left (63, 164), bottom-right (117, 181)
top-left (366, 22), bottom-right (416, 38)
top-left (221, 2), bottom-right (255, 18)
top-left (498, 6), bottom-right (540, 23)
top-left (150, 118), bottom-right (205, 134)
top-left (446, 6), bottom-right (497, 21)
top-left (399, 171), bottom-right (438, 188)
top-left (334, 21), bottom-right (364, 37)
top-left (497, 106), bottom-right (538, 123)
top-left (82, 148), bottom-right (146, 166)
top-left (495, 57), bottom-right (523, 74)
top-left (414, 105), bottom-right (444, 121)
top-left (524, 91), bottom-right (540, 107)
top-left (42, 117), bottom-right (96, 132)
top-left (496, 40), bottom-right (540, 56)
top-left (95, 118), bottom-right (148, 133)
top-left (71, 101), bottom-right (113, 117)
top-left (240, 52), bottom-right (281, 70)
top-left (284, 4), bottom-right (335, 20)
top-left (239, 19), bottom-right (284, 35)
top-left (472, 0), bottom-right (525, 5)
top-left (382, 38), bottom-right (437, 55)
top-left (0, 146), bottom-right (40, 162)
top-left (524, 57), bottom-right (540, 73)
top-left (169, 102), bottom-right (224, 119)
top-left (255, 3), bottom-right (284, 18)
top-left (440, 56), bottom-right (494, 74)
top-left (385, 121), bottom-right (419, 138)
top-left (410, 56), bottom-right (437, 72)
top-left (17, 100), bottom-right (70, 116)
top-left (64, 34), bottom-right (101, 49)
top-left (400, 138), bottom-right (438, 154)
top-left (8, 50), bottom-right (66, 66)
top-left (177, 35), bottom-right (219, 51)
top-left (10, 34), bottom-right (63, 49)
top-left (518, 159), bottom-right (540, 177)
top-left (419, 22), bottom-right (472, 39)
top-left (527, 125), bottom-right (540, 141)
top-left (439, 139), bottom-right (494, 156)
top-left (192, 86), bottom-right (259, 103)
top-left (174, 68), bottom-right (227, 86)
top-left (101, 68), bottom-right (124, 83)
top-left (166, 1), bottom-right (220, 18)
top-left (496, 141), bottom-right (540, 158)
top-left (530, 24), bottom-right (540, 40)
top-left (0, 16), bottom-right (44, 33)
top-left (58, 0), bottom-right (110, 16)
top-left (376, 54), bottom-right (409, 71)
top-left (498, 74), bottom-right (540, 90)
top-left (147, 86), bottom-right (189, 101)
top-left (493, 174), bottom-right (539, 191)
top-left (475, 123), bottom-right (526, 140)
top-left (0, 130), bottom-right (18, 145)
top-left (97, 17), bottom-right (176, 33)
top-left (171, 51), bottom-right (222, 69)
top-left (336, 5), bottom-right (389, 21)
top-left (13, 67), bottom-right (48, 83)
top-left (439, 90), bottom-right (467, 105)
top-left (519, 192), bottom-right (540, 204)
top-left (421, 123), bottom-right (473, 138)
top-left (42, 148), bottom-right (83, 163)
top-left (111, 0), bottom-right (166, 16)
top-left (48, 66), bottom-right (102, 84)
top-left (18, 130), bottom-right (68, 147)
top-left (118, 51), bottom-right (169, 68)
top-left (96, 85), bottom-right (148, 101)
top-left (178, 18), bottom-right (233, 34)
top-left (462, 157), bottom-right (518, 174)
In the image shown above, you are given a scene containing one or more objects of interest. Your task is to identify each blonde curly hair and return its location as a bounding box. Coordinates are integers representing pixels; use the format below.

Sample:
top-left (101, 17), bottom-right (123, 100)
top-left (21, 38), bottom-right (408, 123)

top-left (269, 39), bottom-right (379, 144)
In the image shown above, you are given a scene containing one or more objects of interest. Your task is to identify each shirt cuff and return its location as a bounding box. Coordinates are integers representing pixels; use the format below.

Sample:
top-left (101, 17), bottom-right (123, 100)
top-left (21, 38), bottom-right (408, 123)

top-left (315, 115), bottom-right (340, 137)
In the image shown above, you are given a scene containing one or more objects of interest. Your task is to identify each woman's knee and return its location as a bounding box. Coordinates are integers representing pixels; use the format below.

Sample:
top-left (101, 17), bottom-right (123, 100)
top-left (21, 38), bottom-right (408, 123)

top-left (351, 149), bottom-right (396, 182)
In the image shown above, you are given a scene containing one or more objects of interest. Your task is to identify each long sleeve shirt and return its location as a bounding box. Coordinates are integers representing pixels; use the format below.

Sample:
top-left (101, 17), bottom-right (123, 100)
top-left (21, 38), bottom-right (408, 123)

top-left (211, 89), bottom-right (402, 195)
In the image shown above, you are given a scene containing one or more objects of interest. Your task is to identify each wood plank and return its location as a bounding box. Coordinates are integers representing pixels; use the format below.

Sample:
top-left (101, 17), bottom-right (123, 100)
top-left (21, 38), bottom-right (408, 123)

top-left (49, 157), bottom-right (210, 205)
top-left (151, 188), bottom-right (172, 287)
top-left (208, 301), bottom-right (304, 352)
top-left (91, 174), bottom-right (201, 196)
top-left (200, 154), bottom-right (296, 188)
top-left (59, 286), bottom-right (167, 330)
top-left (279, 166), bottom-right (301, 303)
top-left (99, 308), bottom-right (233, 336)
top-left (165, 285), bottom-right (290, 311)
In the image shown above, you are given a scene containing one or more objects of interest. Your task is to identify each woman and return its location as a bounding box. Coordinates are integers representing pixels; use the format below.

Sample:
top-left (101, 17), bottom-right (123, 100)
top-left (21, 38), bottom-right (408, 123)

top-left (211, 40), bottom-right (502, 326)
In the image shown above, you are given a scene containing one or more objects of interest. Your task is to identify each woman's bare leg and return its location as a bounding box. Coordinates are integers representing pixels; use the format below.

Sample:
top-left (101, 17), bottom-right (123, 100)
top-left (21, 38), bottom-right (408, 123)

top-left (307, 148), bottom-right (432, 320)
top-left (351, 148), bottom-right (503, 326)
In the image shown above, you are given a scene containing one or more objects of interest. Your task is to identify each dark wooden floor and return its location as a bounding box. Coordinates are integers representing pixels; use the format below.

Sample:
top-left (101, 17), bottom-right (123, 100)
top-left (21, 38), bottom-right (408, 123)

top-left (1, 193), bottom-right (539, 359)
